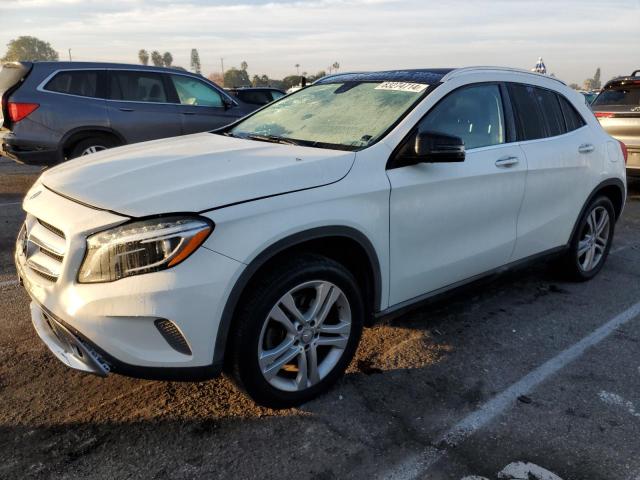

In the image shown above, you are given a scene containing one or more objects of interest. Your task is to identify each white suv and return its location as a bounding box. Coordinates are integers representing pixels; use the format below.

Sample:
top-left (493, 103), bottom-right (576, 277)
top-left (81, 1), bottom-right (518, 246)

top-left (16, 67), bottom-right (627, 407)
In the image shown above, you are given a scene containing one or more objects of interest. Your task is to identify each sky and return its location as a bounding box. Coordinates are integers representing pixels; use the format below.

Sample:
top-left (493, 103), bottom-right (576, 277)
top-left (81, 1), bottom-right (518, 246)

top-left (1, 0), bottom-right (639, 85)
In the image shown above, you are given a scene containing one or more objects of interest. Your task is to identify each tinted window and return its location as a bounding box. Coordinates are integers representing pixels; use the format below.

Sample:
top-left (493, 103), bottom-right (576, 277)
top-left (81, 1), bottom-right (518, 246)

top-left (237, 90), bottom-right (273, 105)
top-left (170, 75), bottom-right (223, 107)
top-left (535, 88), bottom-right (565, 137)
top-left (109, 71), bottom-right (167, 103)
top-left (271, 90), bottom-right (285, 101)
top-left (558, 95), bottom-right (586, 132)
top-left (592, 86), bottom-right (640, 107)
top-left (508, 84), bottom-right (547, 141)
top-left (418, 84), bottom-right (505, 149)
top-left (45, 70), bottom-right (98, 97)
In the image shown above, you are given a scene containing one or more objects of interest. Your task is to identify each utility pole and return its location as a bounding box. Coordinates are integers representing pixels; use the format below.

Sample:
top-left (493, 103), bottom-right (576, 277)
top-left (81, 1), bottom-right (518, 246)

top-left (220, 58), bottom-right (225, 87)
top-left (68, 49), bottom-right (72, 61)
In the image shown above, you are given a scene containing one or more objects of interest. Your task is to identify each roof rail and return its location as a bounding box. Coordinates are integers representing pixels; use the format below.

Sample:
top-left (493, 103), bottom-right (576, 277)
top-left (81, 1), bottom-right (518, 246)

top-left (441, 66), bottom-right (567, 86)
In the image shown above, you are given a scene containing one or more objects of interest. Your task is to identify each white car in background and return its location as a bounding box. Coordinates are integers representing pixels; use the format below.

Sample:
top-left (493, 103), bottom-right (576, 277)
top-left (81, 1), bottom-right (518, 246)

top-left (16, 67), bottom-right (626, 407)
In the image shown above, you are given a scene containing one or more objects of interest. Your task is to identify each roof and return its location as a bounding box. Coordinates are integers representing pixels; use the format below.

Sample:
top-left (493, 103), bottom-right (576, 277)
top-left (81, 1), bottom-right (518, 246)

top-left (23, 61), bottom-right (192, 75)
top-left (316, 69), bottom-right (455, 85)
top-left (316, 66), bottom-right (567, 86)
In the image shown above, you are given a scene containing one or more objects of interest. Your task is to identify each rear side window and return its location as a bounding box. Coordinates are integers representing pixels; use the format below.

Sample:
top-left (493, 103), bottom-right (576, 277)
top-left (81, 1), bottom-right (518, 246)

top-left (592, 86), bottom-right (640, 107)
top-left (44, 70), bottom-right (99, 98)
top-left (109, 71), bottom-right (167, 103)
top-left (509, 84), bottom-right (576, 140)
top-left (558, 96), bottom-right (586, 132)
top-left (508, 84), bottom-right (548, 140)
top-left (169, 75), bottom-right (223, 107)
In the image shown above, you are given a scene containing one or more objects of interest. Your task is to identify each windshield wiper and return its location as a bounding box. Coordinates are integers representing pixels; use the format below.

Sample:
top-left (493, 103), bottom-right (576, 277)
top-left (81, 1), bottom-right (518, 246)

top-left (244, 134), bottom-right (301, 146)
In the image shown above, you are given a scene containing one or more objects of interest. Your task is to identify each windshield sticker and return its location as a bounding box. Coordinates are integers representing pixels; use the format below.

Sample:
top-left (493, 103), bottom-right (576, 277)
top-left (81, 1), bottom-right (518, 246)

top-left (375, 82), bottom-right (428, 93)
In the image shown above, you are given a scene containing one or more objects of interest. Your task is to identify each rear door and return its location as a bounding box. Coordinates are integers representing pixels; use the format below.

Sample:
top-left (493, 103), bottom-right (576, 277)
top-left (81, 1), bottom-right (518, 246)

top-left (166, 73), bottom-right (243, 134)
top-left (509, 83), bottom-right (599, 260)
top-left (105, 70), bottom-right (182, 144)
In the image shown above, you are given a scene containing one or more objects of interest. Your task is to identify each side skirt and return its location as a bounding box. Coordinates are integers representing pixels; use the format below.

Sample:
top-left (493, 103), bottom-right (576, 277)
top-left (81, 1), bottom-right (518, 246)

top-left (375, 245), bottom-right (568, 322)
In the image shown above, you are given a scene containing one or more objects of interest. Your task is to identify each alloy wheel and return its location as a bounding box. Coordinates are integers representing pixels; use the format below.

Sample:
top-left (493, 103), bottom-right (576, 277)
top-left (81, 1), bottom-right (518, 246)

top-left (80, 145), bottom-right (107, 156)
top-left (577, 206), bottom-right (610, 272)
top-left (258, 280), bottom-right (352, 392)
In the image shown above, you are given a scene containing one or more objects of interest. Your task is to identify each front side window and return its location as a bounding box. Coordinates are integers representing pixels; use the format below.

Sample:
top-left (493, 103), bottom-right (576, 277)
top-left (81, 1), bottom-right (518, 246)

top-left (109, 71), bottom-right (167, 103)
top-left (229, 81), bottom-right (428, 150)
top-left (170, 75), bottom-right (223, 107)
top-left (418, 84), bottom-right (505, 150)
top-left (45, 70), bottom-right (99, 98)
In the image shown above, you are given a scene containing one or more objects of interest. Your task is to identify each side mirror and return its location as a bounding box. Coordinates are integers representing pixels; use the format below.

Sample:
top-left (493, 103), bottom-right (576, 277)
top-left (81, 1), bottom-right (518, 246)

top-left (413, 131), bottom-right (465, 163)
top-left (222, 97), bottom-right (235, 110)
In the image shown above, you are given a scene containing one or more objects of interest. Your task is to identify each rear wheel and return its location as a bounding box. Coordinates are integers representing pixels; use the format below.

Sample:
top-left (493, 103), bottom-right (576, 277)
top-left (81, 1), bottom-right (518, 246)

top-left (229, 254), bottom-right (364, 408)
top-left (561, 196), bottom-right (615, 281)
top-left (69, 135), bottom-right (119, 159)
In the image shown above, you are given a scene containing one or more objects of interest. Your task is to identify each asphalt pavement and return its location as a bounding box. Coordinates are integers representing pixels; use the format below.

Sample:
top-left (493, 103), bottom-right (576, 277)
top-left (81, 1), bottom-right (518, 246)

top-left (1, 156), bottom-right (639, 479)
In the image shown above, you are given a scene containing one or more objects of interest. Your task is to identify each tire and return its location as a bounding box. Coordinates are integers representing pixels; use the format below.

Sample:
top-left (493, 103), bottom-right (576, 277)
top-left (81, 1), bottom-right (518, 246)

top-left (228, 254), bottom-right (364, 408)
top-left (560, 195), bottom-right (615, 281)
top-left (69, 135), bottom-right (119, 159)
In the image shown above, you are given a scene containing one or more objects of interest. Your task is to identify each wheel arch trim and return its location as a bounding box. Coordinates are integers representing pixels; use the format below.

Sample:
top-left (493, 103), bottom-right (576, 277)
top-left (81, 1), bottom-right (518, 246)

top-left (213, 225), bottom-right (382, 366)
top-left (569, 178), bottom-right (625, 243)
top-left (58, 126), bottom-right (125, 160)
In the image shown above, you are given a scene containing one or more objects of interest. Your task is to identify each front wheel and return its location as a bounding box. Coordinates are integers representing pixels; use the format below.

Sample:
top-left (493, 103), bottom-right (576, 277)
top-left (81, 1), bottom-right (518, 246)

top-left (229, 254), bottom-right (364, 408)
top-left (561, 196), bottom-right (615, 281)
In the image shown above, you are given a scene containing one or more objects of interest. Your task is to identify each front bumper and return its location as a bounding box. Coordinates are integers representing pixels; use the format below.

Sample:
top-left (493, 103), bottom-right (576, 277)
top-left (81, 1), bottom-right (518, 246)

top-left (16, 185), bottom-right (244, 380)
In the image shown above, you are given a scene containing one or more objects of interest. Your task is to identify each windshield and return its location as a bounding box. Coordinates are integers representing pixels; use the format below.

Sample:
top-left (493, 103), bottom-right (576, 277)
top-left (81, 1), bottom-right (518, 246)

top-left (228, 81), bottom-right (429, 150)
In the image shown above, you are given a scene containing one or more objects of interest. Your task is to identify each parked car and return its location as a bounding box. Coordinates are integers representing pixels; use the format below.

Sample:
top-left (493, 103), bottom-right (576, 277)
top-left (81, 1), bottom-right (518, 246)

top-left (16, 67), bottom-right (626, 408)
top-left (591, 69), bottom-right (639, 176)
top-left (0, 61), bottom-right (255, 165)
top-left (579, 90), bottom-right (598, 105)
top-left (226, 87), bottom-right (285, 106)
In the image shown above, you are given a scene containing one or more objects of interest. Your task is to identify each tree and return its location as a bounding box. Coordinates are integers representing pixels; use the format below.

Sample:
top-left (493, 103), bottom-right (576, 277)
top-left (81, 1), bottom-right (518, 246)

top-left (224, 67), bottom-right (250, 87)
top-left (1, 36), bottom-right (59, 62)
top-left (568, 83), bottom-right (580, 90)
top-left (295, 63), bottom-right (300, 75)
top-left (282, 75), bottom-right (301, 90)
top-left (252, 74), bottom-right (271, 87)
top-left (162, 52), bottom-right (173, 67)
top-left (240, 61), bottom-right (248, 72)
top-left (151, 50), bottom-right (163, 67)
top-left (138, 49), bottom-right (149, 65)
top-left (190, 49), bottom-right (201, 74)
top-left (593, 67), bottom-right (601, 89)
top-left (332, 61), bottom-right (340, 73)
top-left (208, 72), bottom-right (224, 86)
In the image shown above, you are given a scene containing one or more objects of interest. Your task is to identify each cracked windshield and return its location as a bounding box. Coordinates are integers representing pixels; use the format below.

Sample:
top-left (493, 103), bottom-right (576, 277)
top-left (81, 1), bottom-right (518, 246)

top-left (230, 81), bottom-right (427, 149)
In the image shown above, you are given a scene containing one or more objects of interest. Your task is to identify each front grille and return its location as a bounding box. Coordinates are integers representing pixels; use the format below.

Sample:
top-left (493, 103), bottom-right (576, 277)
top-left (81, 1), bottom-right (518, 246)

top-left (22, 215), bottom-right (67, 282)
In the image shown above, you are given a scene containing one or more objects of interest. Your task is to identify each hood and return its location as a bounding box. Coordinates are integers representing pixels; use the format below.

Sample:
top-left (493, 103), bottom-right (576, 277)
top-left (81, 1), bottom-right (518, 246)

top-left (41, 133), bottom-right (355, 217)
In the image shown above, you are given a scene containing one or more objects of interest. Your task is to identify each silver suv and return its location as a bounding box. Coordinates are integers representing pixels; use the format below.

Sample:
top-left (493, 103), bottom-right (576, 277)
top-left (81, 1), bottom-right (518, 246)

top-left (592, 69), bottom-right (640, 176)
top-left (0, 61), bottom-right (255, 165)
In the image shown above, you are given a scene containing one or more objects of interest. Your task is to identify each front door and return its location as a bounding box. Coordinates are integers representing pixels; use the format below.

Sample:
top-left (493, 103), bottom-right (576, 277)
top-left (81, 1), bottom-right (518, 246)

top-left (387, 83), bottom-right (527, 306)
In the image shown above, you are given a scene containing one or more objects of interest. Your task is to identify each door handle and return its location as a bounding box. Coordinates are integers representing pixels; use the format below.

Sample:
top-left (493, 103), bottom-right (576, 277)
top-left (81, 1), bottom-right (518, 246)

top-left (495, 156), bottom-right (519, 168)
top-left (578, 143), bottom-right (595, 154)
top-left (118, 108), bottom-right (134, 112)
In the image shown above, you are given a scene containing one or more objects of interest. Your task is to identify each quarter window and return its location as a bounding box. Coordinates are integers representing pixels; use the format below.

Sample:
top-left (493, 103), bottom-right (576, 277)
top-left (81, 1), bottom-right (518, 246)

top-left (109, 71), bottom-right (167, 103)
top-left (558, 95), bottom-right (586, 132)
top-left (44, 70), bottom-right (99, 98)
top-left (169, 75), bottom-right (223, 107)
top-left (418, 84), bottom-right (505, 149)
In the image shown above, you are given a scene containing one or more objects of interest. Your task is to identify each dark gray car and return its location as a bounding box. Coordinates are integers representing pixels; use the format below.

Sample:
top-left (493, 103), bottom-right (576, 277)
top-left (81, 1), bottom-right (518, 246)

top-left (0, 61), bottom-right (255, 165)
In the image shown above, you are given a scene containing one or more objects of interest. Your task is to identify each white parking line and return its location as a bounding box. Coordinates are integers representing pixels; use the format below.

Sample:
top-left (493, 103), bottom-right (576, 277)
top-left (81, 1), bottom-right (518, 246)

top-left (380, 299), bottom-right (640, 479)
top-left (0, 279), bottom-right (19, 288)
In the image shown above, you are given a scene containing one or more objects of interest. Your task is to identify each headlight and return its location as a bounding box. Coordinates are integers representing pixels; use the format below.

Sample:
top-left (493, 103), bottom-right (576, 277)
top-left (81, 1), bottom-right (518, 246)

top-left (78, 216), bottom-right (213, 283)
